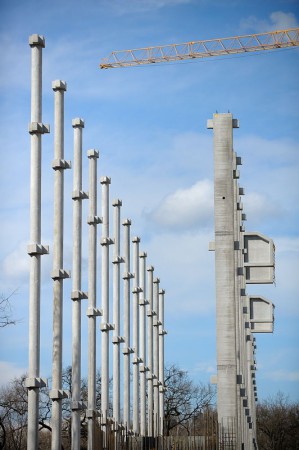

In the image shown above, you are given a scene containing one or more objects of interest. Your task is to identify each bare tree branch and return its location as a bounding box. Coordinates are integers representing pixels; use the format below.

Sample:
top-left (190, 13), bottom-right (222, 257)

top-left (0, 291), bottom-right (19, 327)
top-left (257, 392), bottom-right (299, 450)
top-left (164, 364), bottom-right (216, 436)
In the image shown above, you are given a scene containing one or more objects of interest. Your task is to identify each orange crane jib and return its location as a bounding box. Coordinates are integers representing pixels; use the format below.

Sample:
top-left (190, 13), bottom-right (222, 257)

top-left (99, 28), bottom-right (299, 69)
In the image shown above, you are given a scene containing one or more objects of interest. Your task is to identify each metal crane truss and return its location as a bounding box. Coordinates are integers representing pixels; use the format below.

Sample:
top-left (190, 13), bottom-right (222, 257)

top-left (243, 232), bottom-right (275, 284)
top-left (249, 296), bottom-right (275, 333)
top-left (100, 28), bottom-right (299, 69)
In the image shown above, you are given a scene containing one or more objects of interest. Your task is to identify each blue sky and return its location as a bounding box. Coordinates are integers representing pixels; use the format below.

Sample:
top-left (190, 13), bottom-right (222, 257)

top-left (0, 0), bottom-right (298, 404)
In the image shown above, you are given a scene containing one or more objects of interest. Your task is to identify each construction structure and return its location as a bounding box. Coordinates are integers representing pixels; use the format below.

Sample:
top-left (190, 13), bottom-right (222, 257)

top-left (97, 28), bottom-right (289, 450)
top-left (207, 113), bottom-right (275, 449)
top-left (50, 79), bottom-right (70, 450)
top-left (26, 34), bottom-right (49, 450)
top-left (100, 28), bottom-right (299, 68)
top-left (26, 34), bottom-right (167, 450)
top-left (24, 26), bottom-right (291, 449)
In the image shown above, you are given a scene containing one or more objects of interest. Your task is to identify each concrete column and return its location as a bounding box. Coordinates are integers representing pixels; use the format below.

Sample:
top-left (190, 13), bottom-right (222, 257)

top-left (237, 179), bottom-right (256, 448)
top-left (139, 252), bottom-right (149, 436)
top-left (207, 113), bottom-right (239, 443)
top-left (233, 163), bottom-right (243, 449)
top-left (112, 199), bottom-right (124, 429)
top-left (234, 183), bottom-right (245, 447)
top-left (158, 289), bottom-right (166, 437)
top-left (30, 34), bottom-right (43, 122)
top-left (122, 219), bottom-right (134, 430)
top-left (153, 277), bottom-right (160, 437)
top-left (236, 189), bottom-right (251, 449)
top-left (237, 182), bottom-right (255, 449)
top-left (50, 80), bottom-right (70, 450)
top-left (250, 338), bottom-right (258, 446)
top-left (26, 34), bottom-right (49, 450)
top-left (246, 332), bottom-right (256, 448)
top-left (100, 176), bottom-right (113, 438)
top-left (146, 266), bottom-right (154, 437)
top-left (132, 236), bottom-right (142, 434)
top-left (87, 149), bottom-right (102, 450)
top-left (71, 118), bottom-right (87, 450)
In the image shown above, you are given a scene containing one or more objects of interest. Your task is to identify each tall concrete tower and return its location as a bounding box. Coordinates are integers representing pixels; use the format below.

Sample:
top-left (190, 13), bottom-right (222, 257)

top-left (207, 113), bottom-right (239, 441)
top-left (208, 112), bottom-right (276, 449)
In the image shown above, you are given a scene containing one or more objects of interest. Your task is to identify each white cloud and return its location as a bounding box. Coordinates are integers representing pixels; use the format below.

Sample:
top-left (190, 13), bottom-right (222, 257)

top-left (269, 11), bottom-right (299, 30)
top-left (234, 134), bottom-right (299, 232)
top-left (193, 361), bottom-right (216, 375)
top-left (138, 0), bottom-right (192, 7)
top-left (235, 134), bottom-right (299, 168)
top-left (264, 369), bottom-right (299, 382)
top-left (275, 236), bottom-right (299, 254)
top-left (1, 242), bottom-right (30, 284)
top-left (0, 361), bottom-right (27, 387)
top-left (271, 237), bottom-right (299, 316)
top-left (105, 0), bottom-right (193, 14)
top-left (243, 191), bottom-right (281, 224)
top-left (148, 179), bottom-right (214, 231)
top-left (147, 230), bottom-right (215, 315)
top-left (0, 33), bottom-right (31, 90)
top-left (240, 11), bottom-right (299, 33)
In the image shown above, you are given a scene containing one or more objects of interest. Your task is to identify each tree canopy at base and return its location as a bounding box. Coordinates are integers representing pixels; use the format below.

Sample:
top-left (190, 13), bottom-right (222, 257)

top-left (257, 392), bottom-right (299, 450)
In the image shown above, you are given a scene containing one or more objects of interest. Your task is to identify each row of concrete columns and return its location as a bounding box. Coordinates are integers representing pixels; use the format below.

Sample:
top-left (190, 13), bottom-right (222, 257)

top-left (27, 34), bottom-right (167, 450)
top-left (208, 113), bottom-right (275, 450)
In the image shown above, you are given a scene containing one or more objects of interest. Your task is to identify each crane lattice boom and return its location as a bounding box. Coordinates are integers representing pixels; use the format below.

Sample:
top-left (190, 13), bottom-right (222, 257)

top-left (100, 28), bottom-right (299, 69)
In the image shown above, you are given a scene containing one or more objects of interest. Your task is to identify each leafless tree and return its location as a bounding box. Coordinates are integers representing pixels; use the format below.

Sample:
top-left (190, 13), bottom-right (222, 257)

top-left (0, 292), bottom-right (18, 328)
top-left (0, 373), bottom-right (53, 449)
top-left (0, 368), bottom-right (95, 450)
top-left (0, 374), bottom-right (28, 449)
top-left (256, 392), bottom-right (299, 450)
top-left (163, 364), bottom-right (216, 436)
